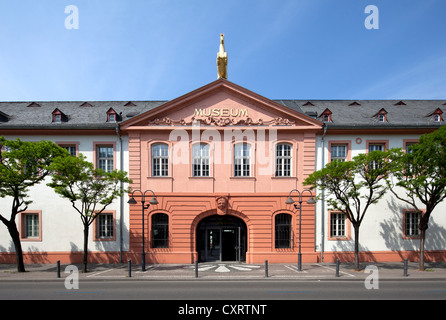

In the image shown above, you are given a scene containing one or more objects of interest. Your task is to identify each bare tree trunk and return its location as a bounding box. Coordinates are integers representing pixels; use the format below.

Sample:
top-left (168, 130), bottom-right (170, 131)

top-left (419, 229), bottom-right (426, 271)
top-left (83, 226), bottom-right (89, 273)
top-left (8, 221), bottom-right (26, 272)
top-left (354, 226), bottom-right (360, 271)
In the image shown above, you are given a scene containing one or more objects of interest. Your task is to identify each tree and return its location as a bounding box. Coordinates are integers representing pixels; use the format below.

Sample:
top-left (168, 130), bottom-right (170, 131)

top-left (48, 154), bottom-right (130, 273)
top-left (387, 126), bottom-right (446, 271)
top-left (304, 150), bottom-right (392, 271)
top-left (0, 137), bottom-right (69, 272)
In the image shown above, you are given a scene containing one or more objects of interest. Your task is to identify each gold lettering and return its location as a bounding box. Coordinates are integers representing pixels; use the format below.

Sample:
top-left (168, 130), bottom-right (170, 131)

top-left (193, 108), bottom-right (249, 118)
top-left (220, 108), bottom-right (230, 117)
top-left (238, 109), bottom-right (248, 117)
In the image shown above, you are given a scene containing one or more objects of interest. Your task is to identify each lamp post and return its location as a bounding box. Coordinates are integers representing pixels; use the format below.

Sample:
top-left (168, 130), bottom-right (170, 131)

top-left (128, 189), bottom-right (158, 271)
top-left (285, 189), bottom-right (316, 271)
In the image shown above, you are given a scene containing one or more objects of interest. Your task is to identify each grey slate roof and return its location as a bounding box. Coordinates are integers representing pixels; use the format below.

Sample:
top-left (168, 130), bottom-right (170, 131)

top-left (275, 100), bottom-right (445, 129)
top-left (0, 101), bottom-right (166, 130)
top-left (0, 99), bottom-right (444, 130)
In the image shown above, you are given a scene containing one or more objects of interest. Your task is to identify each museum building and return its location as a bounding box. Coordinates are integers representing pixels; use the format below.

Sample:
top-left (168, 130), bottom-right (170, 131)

top-left (0, 36), bottom-right (445, 265)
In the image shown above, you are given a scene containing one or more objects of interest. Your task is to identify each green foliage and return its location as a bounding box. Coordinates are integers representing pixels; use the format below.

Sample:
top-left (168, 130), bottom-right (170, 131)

top-left (47, 154), bottom-right (131, 226)
top-left (387, 126), bottom-right (446, 222)
top-left (304, 150), bottom-right (392, 226)
top-left (0, 137), bottom-right (69, 213)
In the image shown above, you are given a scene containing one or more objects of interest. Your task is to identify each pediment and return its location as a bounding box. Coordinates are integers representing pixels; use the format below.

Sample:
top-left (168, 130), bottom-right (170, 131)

top-left (121, 79), bottom-right (322, 130)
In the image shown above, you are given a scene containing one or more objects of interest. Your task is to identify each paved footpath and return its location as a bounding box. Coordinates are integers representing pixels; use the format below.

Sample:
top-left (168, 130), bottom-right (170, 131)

top-left (1, 261), bottom-right (446, 281)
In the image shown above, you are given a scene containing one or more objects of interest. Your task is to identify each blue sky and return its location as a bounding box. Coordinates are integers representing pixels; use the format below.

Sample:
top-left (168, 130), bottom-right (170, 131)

top-left (0, 0), bottom-right (445, 101)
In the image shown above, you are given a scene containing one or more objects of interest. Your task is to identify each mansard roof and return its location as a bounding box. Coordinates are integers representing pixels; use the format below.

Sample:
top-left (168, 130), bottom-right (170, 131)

top-left (0, 81), bottom-right (444, 131)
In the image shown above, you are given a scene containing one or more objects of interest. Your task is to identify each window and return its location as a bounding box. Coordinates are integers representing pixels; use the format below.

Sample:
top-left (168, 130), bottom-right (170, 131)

top-left (330, 212), bottom-right (346, 238)
top-left (275, 213), bottom-right (292, 249)
top-left (330, 144), bottom-right (347, 162)
top-left (97, 213), bottom-right (114, 239)
top-left (234, 143), bottom-right (251, 177)
top-left (97, 145), bottom-right (114, 172)
top-left (404, 210), bottom-right (421, 238)
top-left (20, 211), bottom-right (41, 241)
top-left (367, 141), bottom-right (388, 170)
top-left (24, 213), bottom-right (39, 238)
top-left (192, 143), bottom-right (210, 177)
top-left (320, 108), bottom-right (332, 122)
top-left (151, 213), bottom-right (169, 248)
top-left (275, 143), bottom-right (292, 177)
top-left (152, 143), bottom-right (169, 177)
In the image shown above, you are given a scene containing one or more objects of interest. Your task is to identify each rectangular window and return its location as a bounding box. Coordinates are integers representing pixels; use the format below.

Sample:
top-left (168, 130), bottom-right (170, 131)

top-left (20, 211), bottom-right (42, 241)
top-left (97, 145), bottom-right (114, 172)
top-left (234, 143), bottom-right (251, 177)
top-left (275, 143), bottom-right (292, 177)
top-left (404, 210), bottom-right (421, 238)
top-left (97, 213), bottom-right (114, 239)
top-left (368, 142), bottom-right (387, 170)
top-left (152, 144), bottom-right (169, 177)
top-left (25, 213), bottom-right (39, 238)
top-left (330, 144), bottom-right (347, 162)
top-left (192, 143), bottom-right (210, 177)
top-left (275, 214), bottom-right (292, 249)
top-left (330, 212), bottom-right (346, 238)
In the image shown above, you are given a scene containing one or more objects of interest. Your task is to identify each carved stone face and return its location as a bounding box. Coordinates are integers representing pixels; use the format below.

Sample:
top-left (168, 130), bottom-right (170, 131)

top-left (217, 197), bottom-right (227, 210)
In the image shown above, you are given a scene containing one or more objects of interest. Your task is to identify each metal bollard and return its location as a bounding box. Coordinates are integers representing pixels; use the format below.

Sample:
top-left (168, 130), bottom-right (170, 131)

top-left (57, 260), bottom-right (61, 278)
top-left (265, 260), bottom-right (268, 278)
top-left (195, 260), bottom-right (198, 278)
top-left (403, 259), bottom-right (408, 277)
top-left (128, 260), bottom-right (132, 278)
top-left (335, 259), bottom-right (340, 277)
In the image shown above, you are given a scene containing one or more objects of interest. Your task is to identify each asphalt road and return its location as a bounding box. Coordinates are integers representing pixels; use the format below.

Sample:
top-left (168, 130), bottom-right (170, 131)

top-left (1, 279), bottom-right (445, 301)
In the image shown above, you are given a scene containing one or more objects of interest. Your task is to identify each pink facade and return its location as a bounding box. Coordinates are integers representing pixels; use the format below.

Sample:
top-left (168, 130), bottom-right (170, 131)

top-left (121, 79), bottom-right (322, 264)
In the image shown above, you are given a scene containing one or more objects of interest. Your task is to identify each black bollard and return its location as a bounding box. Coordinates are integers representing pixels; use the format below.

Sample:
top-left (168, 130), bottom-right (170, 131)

top-left (265, 260), bottom-right (268, 278)
top-left (128, 260), bottom-right (132, 278)
top-left (336, 259), bottom-right (340, 277)
top-left (195, 260), bottom-right (198, 278)
top-left (403, 259), bottom-right (408, 277)
top-left (57, 260), bottom-right (61, 278)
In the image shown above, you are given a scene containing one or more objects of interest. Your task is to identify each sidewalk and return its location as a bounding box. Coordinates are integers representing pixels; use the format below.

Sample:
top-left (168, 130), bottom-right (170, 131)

top-left (1, 261), bottom-right (446, 281)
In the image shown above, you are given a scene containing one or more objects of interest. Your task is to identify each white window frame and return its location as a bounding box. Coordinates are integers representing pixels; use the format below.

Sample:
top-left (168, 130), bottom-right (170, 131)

top-left (152, 143), bottom-right (169, 177)
top-left (234, 143), bottom-right (251, 177)
top-left (275, 143), bottom-right (292, 177)
top-left (192, 143), bottom-right (210, 177)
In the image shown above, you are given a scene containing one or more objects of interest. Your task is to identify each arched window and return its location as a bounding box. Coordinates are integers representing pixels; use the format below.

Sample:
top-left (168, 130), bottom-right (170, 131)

top-left (151, 213), bottom-right (169, 248)
top-left (275, 213), bottom-right (292, 248)
top-left (275, 143), bottom-right (292, 177)
top-left (151, 143), bottom-right (169, 177)
top-left (192, 143), bottom-right (210, 177)
top-left (234, 143), bottom-right (251, 177)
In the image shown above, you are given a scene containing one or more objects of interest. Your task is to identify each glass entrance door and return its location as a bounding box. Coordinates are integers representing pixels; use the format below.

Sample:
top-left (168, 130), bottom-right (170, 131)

top-left (205, 227), bottom-right (240, 261)
top-left (197, 215), bottom-right (247, 262)
top-left (206, 229), bottom-right (221, 261)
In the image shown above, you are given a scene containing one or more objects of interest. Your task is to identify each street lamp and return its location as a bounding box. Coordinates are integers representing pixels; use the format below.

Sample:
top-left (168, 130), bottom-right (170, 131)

top-left (128, 189), bottom-right (158, 271)
top-left (285, 189), bottom-right (316, 271)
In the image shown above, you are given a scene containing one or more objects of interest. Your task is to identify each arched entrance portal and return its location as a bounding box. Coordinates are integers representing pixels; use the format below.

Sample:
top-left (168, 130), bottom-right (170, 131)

top-left (196, 215), bottom-right (247, 262)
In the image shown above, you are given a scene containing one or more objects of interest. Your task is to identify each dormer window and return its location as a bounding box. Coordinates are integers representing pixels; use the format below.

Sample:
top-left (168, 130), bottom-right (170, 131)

top-left (374, 108), bottom-right (387, 122)
top-left (428, 108), bottom-right (443, 122)
top-left (52, 108), bottom-right (68, 123)
top-left (320, 108), bottom-right (332, 122)
top-left (106, 108), bottom-right (121, 122)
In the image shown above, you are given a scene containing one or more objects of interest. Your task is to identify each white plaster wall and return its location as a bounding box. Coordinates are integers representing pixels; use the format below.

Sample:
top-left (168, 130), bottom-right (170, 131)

top-left (0, 134), bottom-right (130, 254)
top-left (315, 133), bottom-right (446, 255)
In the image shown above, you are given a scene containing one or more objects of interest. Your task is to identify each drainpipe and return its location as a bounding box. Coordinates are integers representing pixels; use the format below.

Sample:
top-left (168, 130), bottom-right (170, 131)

top-left (320, 123), bottom-right (327, 262)
top-left (115, 122), bottom-right (125, 263)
